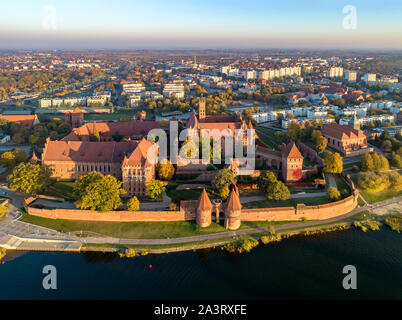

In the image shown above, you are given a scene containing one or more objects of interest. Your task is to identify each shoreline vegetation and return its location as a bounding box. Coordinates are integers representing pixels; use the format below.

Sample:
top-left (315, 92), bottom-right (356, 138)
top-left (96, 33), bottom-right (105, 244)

top-left (82, 212), bottom-right (401, 259)
top-left (2, 212), bottom-right (400, 260)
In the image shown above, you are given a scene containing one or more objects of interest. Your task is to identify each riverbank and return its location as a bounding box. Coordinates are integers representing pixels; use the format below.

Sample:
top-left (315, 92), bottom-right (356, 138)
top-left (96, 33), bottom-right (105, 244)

top-left (80, 211), bottom-right (401, 256)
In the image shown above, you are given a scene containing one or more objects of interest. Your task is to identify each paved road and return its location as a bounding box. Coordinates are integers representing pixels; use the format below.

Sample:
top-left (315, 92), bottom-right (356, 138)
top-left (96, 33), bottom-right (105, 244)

top-left (81, 196), bottom-right (402, 246)
top-left (240, 192), bottom-right (327, 204)
top-left (1, 183), bottom-right (401, 250)
top-left (0, 186), bottom-right (82, 251)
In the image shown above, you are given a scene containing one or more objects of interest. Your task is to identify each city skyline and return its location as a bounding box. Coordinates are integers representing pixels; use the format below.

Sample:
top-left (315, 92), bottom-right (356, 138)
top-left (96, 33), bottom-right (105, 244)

top-left (1, 0), bottom-right (402, 50)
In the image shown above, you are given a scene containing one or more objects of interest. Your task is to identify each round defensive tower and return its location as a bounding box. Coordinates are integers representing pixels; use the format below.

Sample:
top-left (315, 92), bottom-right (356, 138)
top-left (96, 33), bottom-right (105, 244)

top-left (196, 189), bottom-right (213, 228)
top-left (224, 187), bottom-right (242, 230)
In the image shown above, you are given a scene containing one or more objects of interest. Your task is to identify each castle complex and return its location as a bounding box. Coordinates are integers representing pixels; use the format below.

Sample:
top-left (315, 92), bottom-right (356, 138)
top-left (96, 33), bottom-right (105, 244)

top-left (42, 138), bottom-right (157, 196)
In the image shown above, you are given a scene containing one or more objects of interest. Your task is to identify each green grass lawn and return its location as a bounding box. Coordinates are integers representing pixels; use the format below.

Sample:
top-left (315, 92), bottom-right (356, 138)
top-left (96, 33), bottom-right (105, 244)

top-left (166, 188), bottom-right (205, 201)
top-left (350, 174), bottom-right (402, 203)
top-left (43, 181), bottom-right (75, 201)
top-left (333, 174), bottom-right (352, 196)
top-left (358, 189), bottom-right (402, 204)
top-left (20, 211), bottom-right (292, 239)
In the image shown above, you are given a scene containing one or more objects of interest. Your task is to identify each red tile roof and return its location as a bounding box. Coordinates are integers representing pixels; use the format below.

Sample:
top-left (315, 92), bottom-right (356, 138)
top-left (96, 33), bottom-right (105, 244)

top-left (42, 139), bottom-right (155, 166)
top-left (63, 119), bottom-right (161, 141)
top-left (197, 189), bottom-right (213, 211)
top-left (322, 123), bottom-right (366, 140)
top-left (0, 114), bottom-right (38, 128)
top-left (226, 188), bottom-right (242, 211)
top-left (282, 142), bottom-right (303, 159)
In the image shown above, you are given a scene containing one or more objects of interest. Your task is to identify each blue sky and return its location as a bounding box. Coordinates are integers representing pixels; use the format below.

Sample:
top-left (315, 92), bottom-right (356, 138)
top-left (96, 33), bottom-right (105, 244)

top-left (0, 0), bottom-right (401, 49)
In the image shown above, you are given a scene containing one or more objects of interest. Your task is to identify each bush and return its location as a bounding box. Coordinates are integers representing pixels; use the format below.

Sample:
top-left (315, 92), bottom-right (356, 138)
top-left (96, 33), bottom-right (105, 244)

top-left (260, 234), bottom-right (282, 244)
top-left (327, 187), bottom-right (341, 201)
top-left (358, 172), bottom-right (390, 192)
top-left (127, 196), bottom-right (140, 211)
top-left (385, 217), bottom-right (402, 233)
top-left (169, 202), bottom-right (179, 211)
top-left (223, 238), bottom-right (259, 253)
top-left (118, 248), bottom-right (137, 258)
top-left (354, 219), bottom-right (382, 232)
top-left (386, 172), bottom-right (402, 191)
top-left (0, 247), bottom-right (6, 260)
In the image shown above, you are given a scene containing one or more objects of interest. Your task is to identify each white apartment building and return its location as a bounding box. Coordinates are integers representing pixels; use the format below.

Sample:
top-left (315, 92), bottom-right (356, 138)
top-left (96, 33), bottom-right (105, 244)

top-left (328, 67), bottom-right (344, 78)
top-left (122, 82), bottom-right (145, 93)
top-left (163, 81), bottom-right (185, 99)
top-left (345, 71), bottom-right (357, 82)
top-left (307, 109), bottom-right (328, 119)
top-left (364, 73), bottom-right (376, 82)
top-left (129, 94), bottom-right (142, 107)
top-left (221, 66), bottom-right (239, 77)
top-left (39, 99), bottom-right (52, 108)
top-left (244, 70), bottom-right (258, 81)
top-left (251, 112), bottom-right (277, 123)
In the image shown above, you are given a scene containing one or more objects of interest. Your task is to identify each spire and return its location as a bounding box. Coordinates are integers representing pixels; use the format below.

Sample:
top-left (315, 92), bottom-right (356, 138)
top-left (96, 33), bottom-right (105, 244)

top-left (226, 188), bottom-right (242, 212)
top-left (349, 113), bottom-right (360, 130)
top-left (197, 189), bottom-right (213, 212)
top-left (30, 152), bottom-right (38, 164)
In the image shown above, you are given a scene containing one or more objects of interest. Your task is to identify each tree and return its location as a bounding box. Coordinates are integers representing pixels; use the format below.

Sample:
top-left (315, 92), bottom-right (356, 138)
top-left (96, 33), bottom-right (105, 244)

top-left (7, 163), bottom-right (51, 194)
top-left (327, 187), bottom-right (341, 201)
top-left (145, 179), bottom-right (166, 200)
top-left (212, 169), bottom-right (236, 192)
top-left (127, 196), bottom-right (140, 211)
top-left (391, 153), bottom-right (402, 168)
top-left (258, 171), bottom-right (277, 192)
top-left (92, 125), bottom-right (100, 142)
top-left (258, 170), bottom-right (290, 201)
top-left (315, 136), bottom-right (328, 153)
top-left (0, 149), bottom-right (28, 169)
top-left (287, 121), bottom-right (301, 141)
top-left (324, 152), bottom-right (343, 174)
top-left (361, 153), bottom-right (374, 172)
top-left (267, 180), bottom-right (290, 201)
top-left (157, 160), bottom-right (175, 181)
top-left (74, 172), bottom-right (124, 212)
top-left (218, 185), bottom-right (230, 201)
top-left (381, 139), bottom-right (393, 153)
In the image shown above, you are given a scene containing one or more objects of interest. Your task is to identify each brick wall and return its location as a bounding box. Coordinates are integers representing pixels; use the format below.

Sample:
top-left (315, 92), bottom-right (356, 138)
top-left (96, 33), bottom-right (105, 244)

top-left (26, 207), bottom-right (196, 222)
top-left (26, 174), bottom-right (359, 223)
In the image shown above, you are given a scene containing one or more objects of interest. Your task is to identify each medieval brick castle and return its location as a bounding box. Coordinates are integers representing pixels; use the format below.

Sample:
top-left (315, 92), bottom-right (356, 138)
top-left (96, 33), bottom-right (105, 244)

top-left (42, 101), bottom-right (304, 198)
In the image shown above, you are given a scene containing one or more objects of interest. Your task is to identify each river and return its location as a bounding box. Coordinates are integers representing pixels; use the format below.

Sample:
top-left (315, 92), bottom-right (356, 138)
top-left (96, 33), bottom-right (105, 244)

top-left (0, 228), bottom-right (401, 300)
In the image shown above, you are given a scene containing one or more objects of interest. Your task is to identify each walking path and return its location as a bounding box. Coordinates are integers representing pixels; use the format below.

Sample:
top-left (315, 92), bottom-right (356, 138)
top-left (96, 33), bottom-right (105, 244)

top-left (240, 191), bottom-right (326, 204)
top-left (326, 173), bottom-right (337, 189)
top-left (0, 183), bottom-right (401, 251)
top-left (82, 195), bottom-right (402, 246)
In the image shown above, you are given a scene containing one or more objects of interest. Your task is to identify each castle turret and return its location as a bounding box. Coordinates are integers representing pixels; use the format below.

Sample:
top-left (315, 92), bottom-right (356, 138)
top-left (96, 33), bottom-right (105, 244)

top-left (224, 187), bottom-right (242, 230)
top-left (198, 98), bottom-right (206, 122)
top-left (196, 189), bottom-right (213, 227)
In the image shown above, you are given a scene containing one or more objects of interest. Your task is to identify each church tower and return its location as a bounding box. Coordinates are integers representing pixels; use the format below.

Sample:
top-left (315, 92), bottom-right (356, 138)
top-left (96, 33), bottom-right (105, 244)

top-left (198, 98), bottom-right (206, 122)
top-left (349, 113), bottom-right (360, 131)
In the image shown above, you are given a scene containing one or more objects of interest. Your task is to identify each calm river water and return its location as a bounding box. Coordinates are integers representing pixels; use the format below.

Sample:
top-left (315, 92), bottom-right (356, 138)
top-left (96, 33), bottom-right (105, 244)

top-left (0, 228), bottom-right (401, 300)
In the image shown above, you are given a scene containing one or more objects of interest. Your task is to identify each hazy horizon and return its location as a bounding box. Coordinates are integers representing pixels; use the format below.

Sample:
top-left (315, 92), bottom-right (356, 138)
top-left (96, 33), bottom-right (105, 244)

top-left (1, 0), bottom-right (401, 50)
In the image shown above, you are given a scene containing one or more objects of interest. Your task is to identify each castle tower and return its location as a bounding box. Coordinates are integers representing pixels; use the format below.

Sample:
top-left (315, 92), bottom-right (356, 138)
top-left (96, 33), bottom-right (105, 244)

top-left (349, 113), bottom-right (360, 131)
top-left (281, 142), bottom-right (304, 182)
top-left (65, 107), bottom-right (84, 128)
top-left (224, 187), bottom-right (242, 230)
top-left (198, 98), bottom-right (206, 122)
top-left (196, 189), bottom-right (213, 228)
